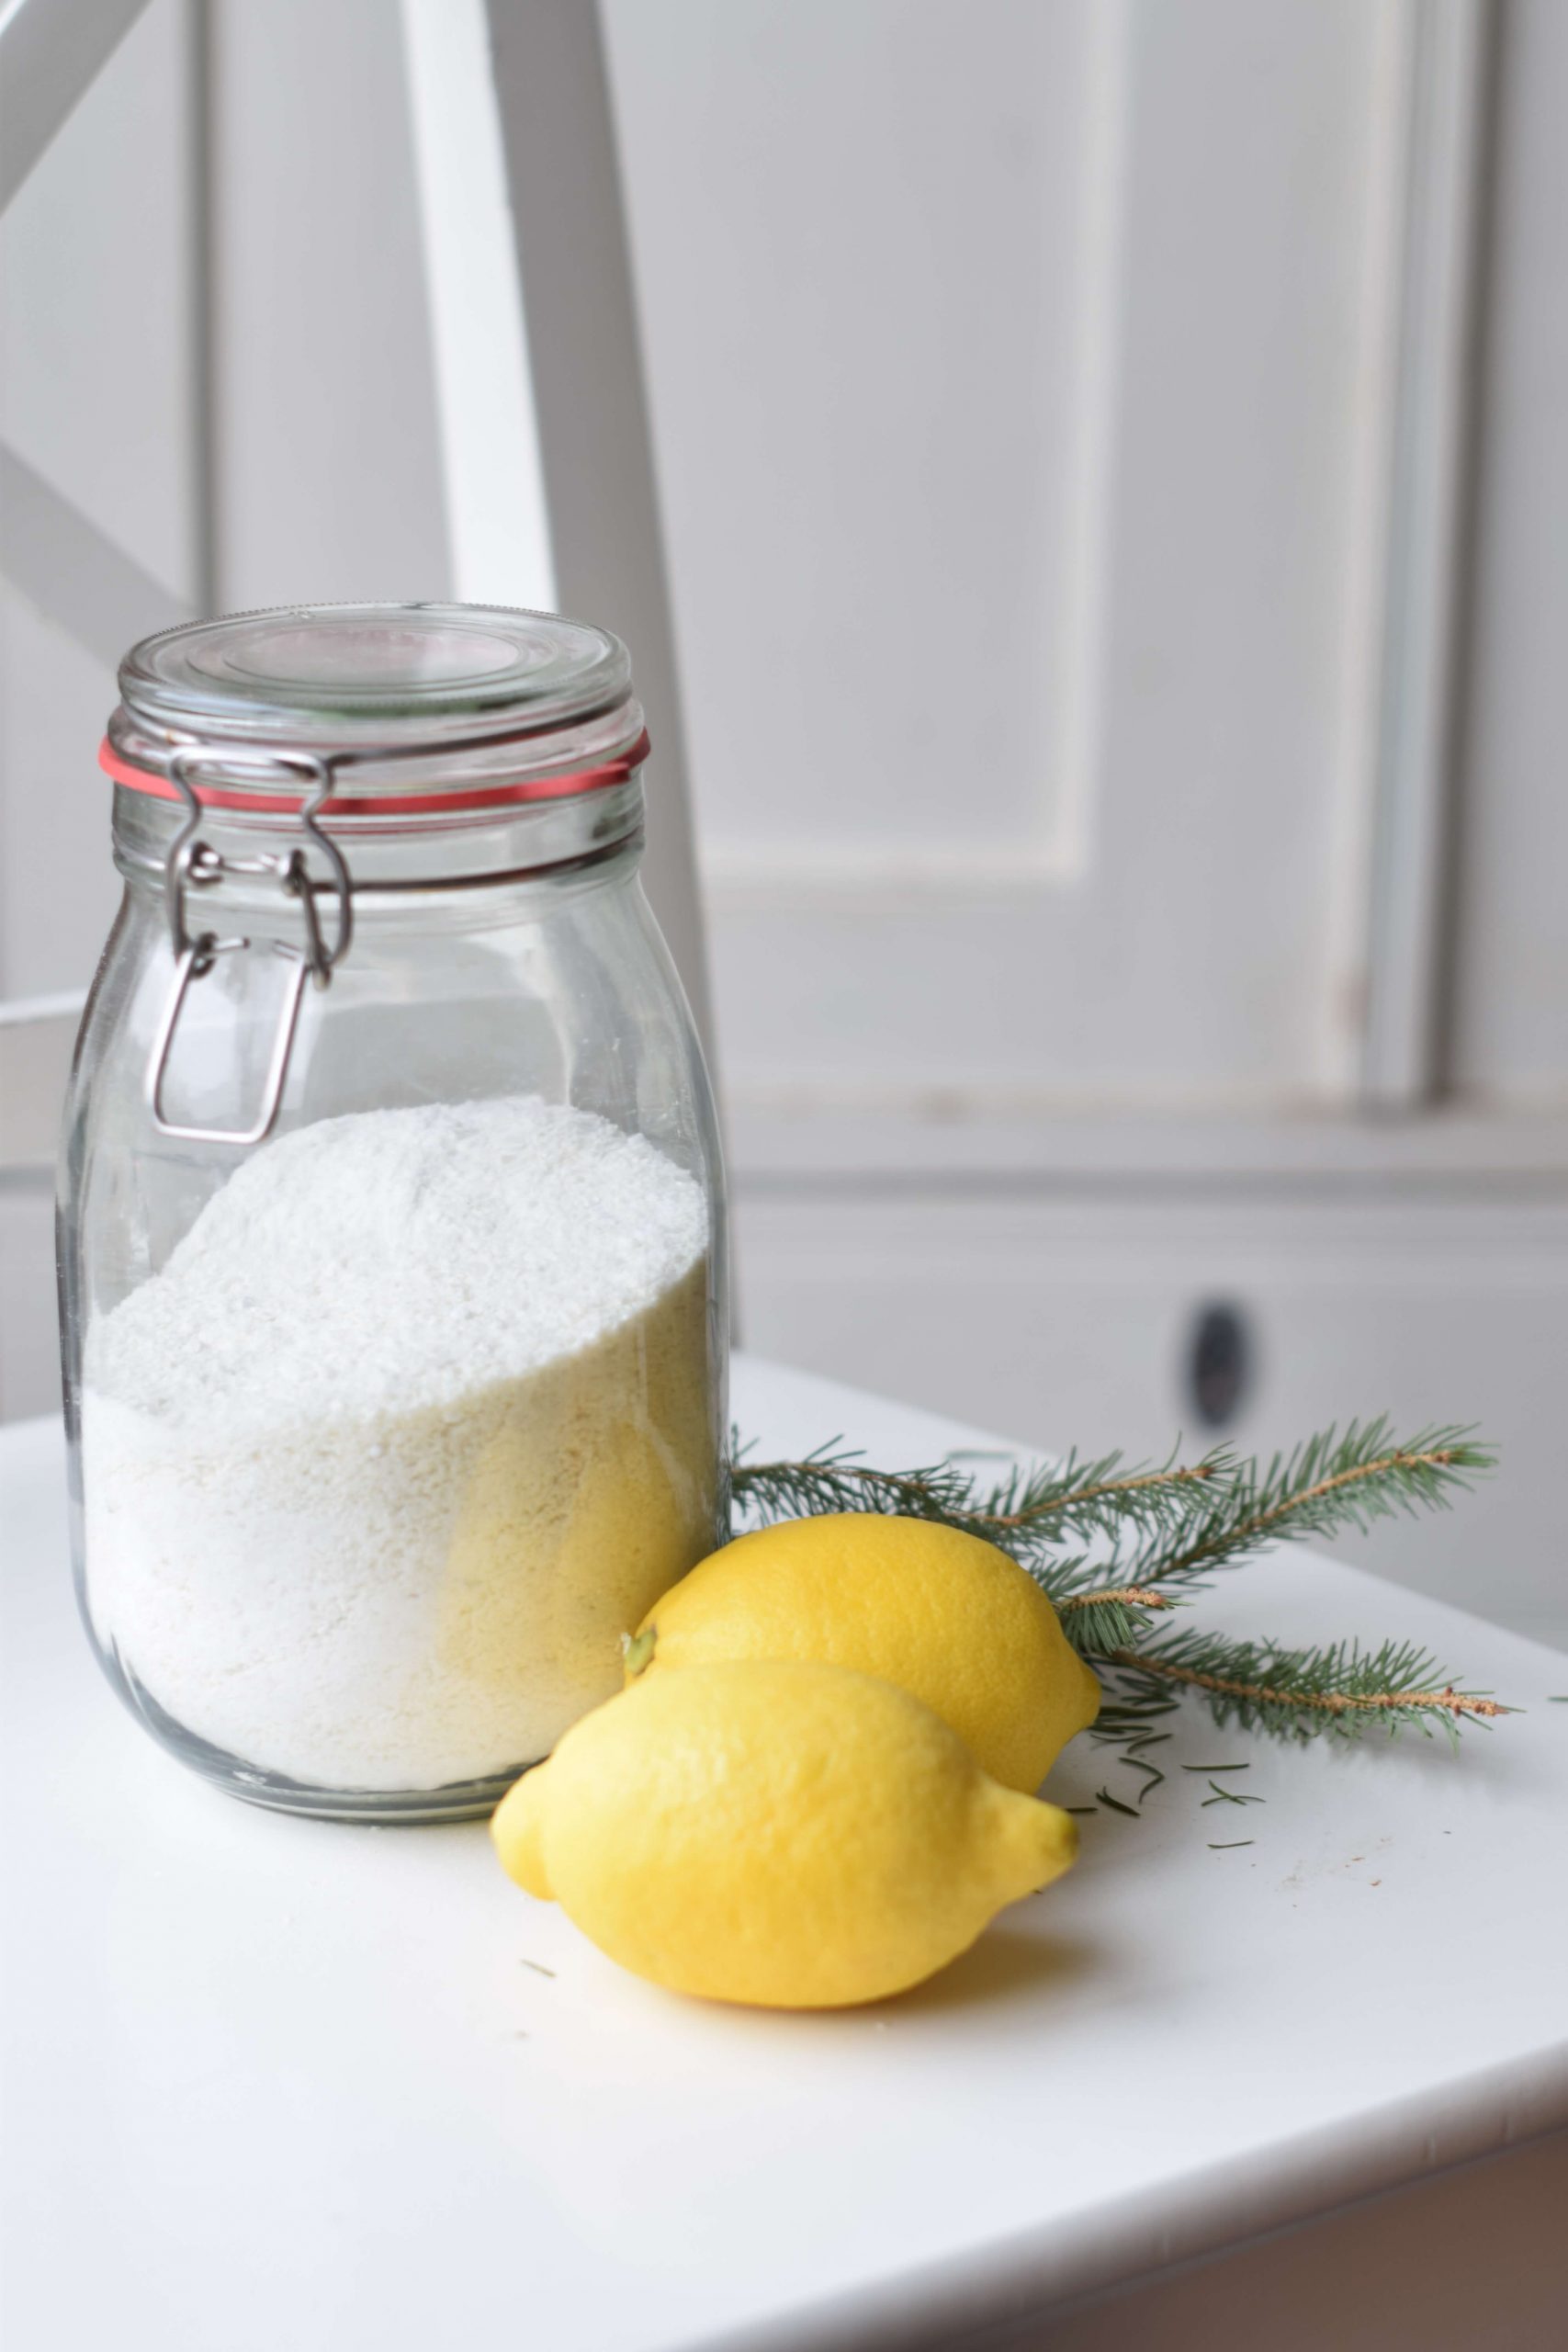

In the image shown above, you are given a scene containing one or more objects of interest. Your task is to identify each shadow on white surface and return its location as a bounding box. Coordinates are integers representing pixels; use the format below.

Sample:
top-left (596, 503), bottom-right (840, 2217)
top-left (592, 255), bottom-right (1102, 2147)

top-left (885, 1929), bottom-right (1106, 2024)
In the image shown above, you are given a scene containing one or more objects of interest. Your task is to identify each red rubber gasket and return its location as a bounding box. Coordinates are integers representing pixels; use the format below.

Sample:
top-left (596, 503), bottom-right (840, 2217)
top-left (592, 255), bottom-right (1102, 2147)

top-left (98, 729), bottom-right (649, 815)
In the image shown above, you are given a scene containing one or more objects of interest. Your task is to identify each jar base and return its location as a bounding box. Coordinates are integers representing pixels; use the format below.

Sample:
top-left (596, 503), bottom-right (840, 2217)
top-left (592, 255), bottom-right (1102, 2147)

top-left (104, 1645), bottom-right (536, 1824)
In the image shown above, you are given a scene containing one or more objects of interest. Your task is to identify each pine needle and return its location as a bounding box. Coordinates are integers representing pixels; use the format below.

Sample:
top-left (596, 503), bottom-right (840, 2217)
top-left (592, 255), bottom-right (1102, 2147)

top-left (1201, 1779), bottom-right (1264, 1807)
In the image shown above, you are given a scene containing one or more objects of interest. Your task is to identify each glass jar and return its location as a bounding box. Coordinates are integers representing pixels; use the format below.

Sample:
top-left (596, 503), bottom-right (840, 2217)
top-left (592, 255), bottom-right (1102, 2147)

top-left (57, 603), bottom-right (728, 1823)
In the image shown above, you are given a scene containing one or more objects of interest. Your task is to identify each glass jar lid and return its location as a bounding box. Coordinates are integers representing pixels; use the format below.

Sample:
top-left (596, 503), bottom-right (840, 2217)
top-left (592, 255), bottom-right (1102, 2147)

top-left (104, 603), bottom-right (648, 818)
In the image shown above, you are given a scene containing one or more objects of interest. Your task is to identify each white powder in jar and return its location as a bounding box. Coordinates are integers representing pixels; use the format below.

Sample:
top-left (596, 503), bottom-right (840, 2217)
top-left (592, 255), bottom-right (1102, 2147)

top-left (81, 1097), bottom-right (715, 1792)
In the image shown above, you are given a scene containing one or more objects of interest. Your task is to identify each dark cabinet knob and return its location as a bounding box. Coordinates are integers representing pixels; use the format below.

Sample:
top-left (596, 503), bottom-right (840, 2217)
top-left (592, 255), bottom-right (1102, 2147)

top-left (1188, 1301), bottom-right (1252, 1429)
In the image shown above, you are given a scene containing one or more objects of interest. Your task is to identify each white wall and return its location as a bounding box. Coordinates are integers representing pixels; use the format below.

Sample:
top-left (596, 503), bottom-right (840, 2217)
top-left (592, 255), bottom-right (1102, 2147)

top-left (3, 1), bottom-right (1565, 1644)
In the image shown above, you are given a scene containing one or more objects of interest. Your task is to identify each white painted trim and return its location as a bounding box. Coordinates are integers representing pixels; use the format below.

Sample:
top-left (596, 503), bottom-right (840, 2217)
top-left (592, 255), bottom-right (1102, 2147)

top-left (724, 1098), bottom-right (1568, 1188)
top-left (1317, 1), bottom-right (1494, 1105)
top-left (0, 995), bottom-right (85, 1173)
top-left (701, 2), bottom-right (1134, 906)
top-left (0, 992), bottom-right (87, 1026)
top-left (0, 0), bottom-right (152, 212)
top-left (186, 0), bottom-right (217, 616)
top-left (1360, 0), bottom-right (1494, 1106)
top-left (473, 0), bottom-right (713, 1049)
top-left (1317, 0), bottom-right (1414, 1098)
top-left (1046, 0), bottom-right (1131, 885)
top-left (0, 443), bottom-right (190, 664)
top-left (697, 839), bottom-right (1082, 905)
top-left (397, 0), bottom-right (558, 609)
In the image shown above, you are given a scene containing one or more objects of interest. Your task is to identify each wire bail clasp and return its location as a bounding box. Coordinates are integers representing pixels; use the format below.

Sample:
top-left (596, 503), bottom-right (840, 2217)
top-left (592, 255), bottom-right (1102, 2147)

top-left (146, 749), bottom-right (355, 1146)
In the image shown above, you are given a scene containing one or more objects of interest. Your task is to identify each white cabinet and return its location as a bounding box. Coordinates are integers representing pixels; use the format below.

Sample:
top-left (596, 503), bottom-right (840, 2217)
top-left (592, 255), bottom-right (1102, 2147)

top-left (735, 1135), bottom-right (1568, 1642)
top-left (2, 3), bottom-right (1564, 1643)
top-left (604, 0), bottom-right (1509, 1113)
top-left (612, 1), bottom-right (1350, 1103)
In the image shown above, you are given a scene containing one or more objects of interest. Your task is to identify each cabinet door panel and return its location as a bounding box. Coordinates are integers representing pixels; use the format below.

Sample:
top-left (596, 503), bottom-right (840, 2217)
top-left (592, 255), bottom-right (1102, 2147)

top-left (605, 0), bottom-right (1395, 1109)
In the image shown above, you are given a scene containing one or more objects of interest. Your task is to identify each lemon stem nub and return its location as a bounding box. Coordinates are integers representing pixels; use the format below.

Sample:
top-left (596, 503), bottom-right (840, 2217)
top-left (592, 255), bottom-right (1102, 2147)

top-left (624, 1625), bottom-right (658, 1679)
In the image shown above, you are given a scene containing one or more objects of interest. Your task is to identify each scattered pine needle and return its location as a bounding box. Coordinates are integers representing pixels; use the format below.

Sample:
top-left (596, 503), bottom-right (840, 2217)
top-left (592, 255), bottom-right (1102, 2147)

top-left (1202, 1780), bottom-right (1265, 1808)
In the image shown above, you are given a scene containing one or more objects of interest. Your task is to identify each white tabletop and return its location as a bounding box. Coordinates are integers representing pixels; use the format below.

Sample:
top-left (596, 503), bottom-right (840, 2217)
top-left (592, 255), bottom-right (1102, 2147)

top-left (3, 1355), bottom-right (1566, 2352)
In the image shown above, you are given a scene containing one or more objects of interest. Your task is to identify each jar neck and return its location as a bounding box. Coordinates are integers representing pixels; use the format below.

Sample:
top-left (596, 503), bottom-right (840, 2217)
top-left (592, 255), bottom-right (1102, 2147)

top-left (112, 775), bottom-right (647, 927)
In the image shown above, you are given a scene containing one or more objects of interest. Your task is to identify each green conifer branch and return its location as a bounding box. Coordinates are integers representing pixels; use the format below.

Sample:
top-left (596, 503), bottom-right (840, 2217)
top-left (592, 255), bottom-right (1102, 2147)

top-left (1103, 1632), bottom-right (1509, 1744)
top-left (732, 1437), bottom-right (1234, 1559)
top-left (730, 1419), bottom-right (1505, 1747)
top-left (1109, 1419), bottom-right (1496, 1597)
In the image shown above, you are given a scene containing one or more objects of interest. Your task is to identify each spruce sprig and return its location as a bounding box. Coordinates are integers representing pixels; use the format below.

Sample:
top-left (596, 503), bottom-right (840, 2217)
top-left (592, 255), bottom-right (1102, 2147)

top-left (1104, 1633), bottom-right (1505, 1746)
top-left (729, 1420), bottom-right (1506, 1747)
top-left (733, 1440), bottom-right (1232, 1572)
top-left (1109, 1419), bottom-right (1494, 1593)
top-left (1046, 1419), bottom-right (1495, 1647)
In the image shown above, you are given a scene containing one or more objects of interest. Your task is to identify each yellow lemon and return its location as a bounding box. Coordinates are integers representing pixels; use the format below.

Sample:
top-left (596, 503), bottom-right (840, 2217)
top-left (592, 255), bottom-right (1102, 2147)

top-left (625, 1512), bottom-right (1100, 1792)
top-left (492, 1659), bottom-right (1077, 2007)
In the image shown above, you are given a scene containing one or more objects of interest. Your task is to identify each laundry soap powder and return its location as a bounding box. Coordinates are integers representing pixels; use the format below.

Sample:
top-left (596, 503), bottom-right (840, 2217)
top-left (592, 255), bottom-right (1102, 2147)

top-left (81, 1097), bottom-right (715, 1792)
